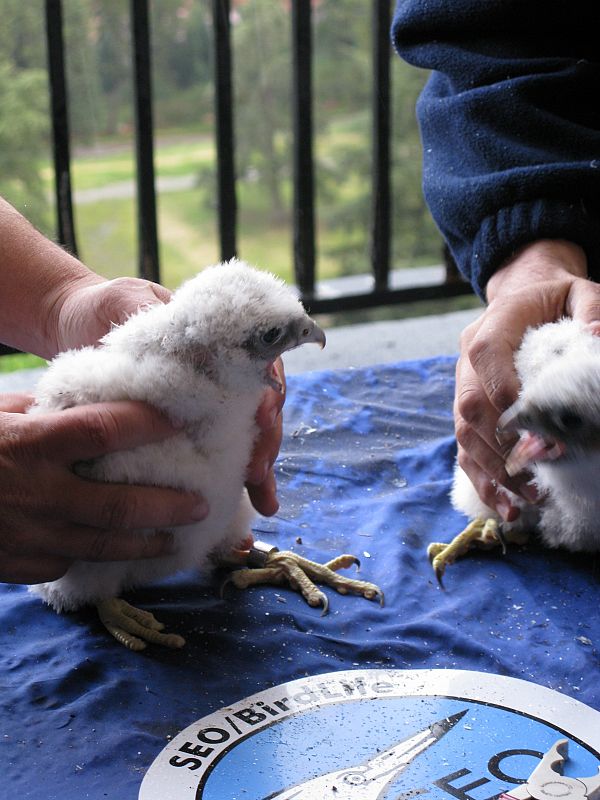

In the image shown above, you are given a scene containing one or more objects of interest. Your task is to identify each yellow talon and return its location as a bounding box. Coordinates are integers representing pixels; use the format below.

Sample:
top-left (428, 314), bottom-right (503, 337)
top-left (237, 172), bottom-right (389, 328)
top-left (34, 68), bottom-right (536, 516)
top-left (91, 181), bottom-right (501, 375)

top-left (428, 517), bottom-right (501, 585)
top-left (224, 543), bottom-right (384, 615)
top-left (96, 597), bottom-right (186, 651)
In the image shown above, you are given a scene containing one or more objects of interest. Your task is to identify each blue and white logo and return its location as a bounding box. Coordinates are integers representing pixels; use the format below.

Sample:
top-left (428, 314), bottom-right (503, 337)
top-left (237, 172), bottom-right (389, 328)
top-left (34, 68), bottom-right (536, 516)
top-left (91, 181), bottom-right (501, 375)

top-left (139, 669), bottom-right (600, 800)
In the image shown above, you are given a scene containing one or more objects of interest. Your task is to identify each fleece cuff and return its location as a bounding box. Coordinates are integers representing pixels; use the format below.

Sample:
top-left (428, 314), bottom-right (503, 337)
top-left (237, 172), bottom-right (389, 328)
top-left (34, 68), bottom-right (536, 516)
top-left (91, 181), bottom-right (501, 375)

top-left (466, 198), bottom-right (600, 300)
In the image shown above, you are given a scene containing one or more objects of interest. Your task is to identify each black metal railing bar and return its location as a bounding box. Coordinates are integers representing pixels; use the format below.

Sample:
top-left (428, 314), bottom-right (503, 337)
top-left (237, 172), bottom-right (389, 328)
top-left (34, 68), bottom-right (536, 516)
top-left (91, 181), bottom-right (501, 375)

top-left (131, 0), bottom-right (160, 282)
top-left (291, 0), bottom-right (316, 298)
top-left (213, 0), bottom-right (237, 262)
top-left (370, 0), bottom-right (391, 293)
top-left (45, 0), bottom-right (78, 256)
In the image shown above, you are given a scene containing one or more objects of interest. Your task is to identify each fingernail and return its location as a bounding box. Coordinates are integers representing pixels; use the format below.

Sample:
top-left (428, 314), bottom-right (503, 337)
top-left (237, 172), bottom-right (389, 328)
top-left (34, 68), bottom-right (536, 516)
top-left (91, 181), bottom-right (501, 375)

top-left (587, 322), bottom-right (600, 337)
top-left (268, 407), bottom-right (279, 427)
top-left (191, 498), bottom-right (209, 520)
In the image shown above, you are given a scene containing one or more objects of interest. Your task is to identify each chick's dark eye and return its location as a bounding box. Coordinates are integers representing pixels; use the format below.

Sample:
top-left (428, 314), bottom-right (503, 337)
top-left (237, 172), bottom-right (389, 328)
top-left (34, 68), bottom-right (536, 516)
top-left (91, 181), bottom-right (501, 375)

top-left (555, 409), bottom-right (584, 431)
top-left (261, 327), bottom-right (282, 345)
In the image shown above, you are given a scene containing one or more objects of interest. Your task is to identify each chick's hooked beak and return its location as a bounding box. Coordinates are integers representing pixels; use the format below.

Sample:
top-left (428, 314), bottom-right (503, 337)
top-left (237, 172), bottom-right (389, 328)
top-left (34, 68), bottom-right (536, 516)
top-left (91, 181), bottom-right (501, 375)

top-left (497, 399), bottom-right (531, 435)
top-left (498, 400), bottom-right (566, 477)
top-left (264, 318), bottom-right (326, 393)
top-left (296, 318), bottom-right (326, 350)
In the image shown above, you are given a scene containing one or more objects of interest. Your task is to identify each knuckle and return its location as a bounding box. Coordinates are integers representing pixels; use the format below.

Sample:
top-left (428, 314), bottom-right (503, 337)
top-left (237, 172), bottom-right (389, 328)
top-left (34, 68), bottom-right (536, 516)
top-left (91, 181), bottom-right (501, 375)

top-left (101, 492), bottom-right (137, 531)
top-left (86, 531), bottom-right (113, 561)
top-left (1, 417), bottom-right (39, 462)
top-left (97, 278), bottom-right (168, 322)
top-left (83, 407), bottom-right (120, 452)
top-left (96, 278), bottom-right (135, 312)
top-left (267, 443), bottom-right (280, 469)
top-left (454, 419), bottom-right (473, 451)
top-left (489, 462), bottom-right (510, 487)
top-left (456, 447), bottom-right (472, 474)
top-left (479, 481), bottom-right (499, 510)
top-left (258, 432), bottom-right (281, 470)
top-left (144, 491), bottom-right (187, 529)
top-left (459, 321), bottom-right (478, 349)
top-left (455, 386), bottom-right (484, 426)
top-left (465, 465), bottom-right (497, 507)
top-left (467, 333), bottom-right (516, 412)
top-left (486, 383), bottom-right (514, 414)
top-left (466, 334), bottom-right (491, 372)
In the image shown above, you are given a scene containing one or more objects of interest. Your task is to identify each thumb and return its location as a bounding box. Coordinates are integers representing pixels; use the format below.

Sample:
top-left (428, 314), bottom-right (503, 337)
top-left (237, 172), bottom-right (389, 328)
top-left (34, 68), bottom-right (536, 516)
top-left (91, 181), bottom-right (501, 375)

top-left (567, 279), bottom-right (600, 336)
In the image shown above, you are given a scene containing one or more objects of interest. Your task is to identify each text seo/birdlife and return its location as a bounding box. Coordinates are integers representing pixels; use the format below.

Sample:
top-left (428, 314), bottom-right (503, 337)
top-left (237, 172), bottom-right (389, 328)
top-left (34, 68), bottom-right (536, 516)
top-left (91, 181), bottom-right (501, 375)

top-left (169, 674), bottom-right (394, 771)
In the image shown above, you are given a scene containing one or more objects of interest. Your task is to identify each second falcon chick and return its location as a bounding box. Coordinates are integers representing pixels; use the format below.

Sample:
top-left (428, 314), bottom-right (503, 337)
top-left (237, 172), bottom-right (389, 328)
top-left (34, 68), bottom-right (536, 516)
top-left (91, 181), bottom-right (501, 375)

top-left (29, 260), bottom-right (381, 649)
top-left (430, 318), bottom-right (600, 581)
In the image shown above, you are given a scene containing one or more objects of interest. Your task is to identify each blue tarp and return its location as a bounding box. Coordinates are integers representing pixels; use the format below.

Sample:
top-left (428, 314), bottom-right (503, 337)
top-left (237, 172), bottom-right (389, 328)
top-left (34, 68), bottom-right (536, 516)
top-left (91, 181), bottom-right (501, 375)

top-left (1, 357), bottom-right (599, 798)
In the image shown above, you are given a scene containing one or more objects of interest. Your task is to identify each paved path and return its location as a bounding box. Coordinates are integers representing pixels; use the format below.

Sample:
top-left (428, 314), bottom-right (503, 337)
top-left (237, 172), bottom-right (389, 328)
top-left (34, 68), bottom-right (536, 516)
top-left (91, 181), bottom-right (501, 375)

top-left (73, 174), bottom-right (197, 205)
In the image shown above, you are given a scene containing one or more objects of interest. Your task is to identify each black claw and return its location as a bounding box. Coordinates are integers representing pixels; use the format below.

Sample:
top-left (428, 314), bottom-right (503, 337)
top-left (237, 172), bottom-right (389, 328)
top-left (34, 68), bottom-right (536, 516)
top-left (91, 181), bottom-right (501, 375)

top-left (319, 595), bottom-right (330, 616)
top-left (496, 525), bottom-right (508, 556)
top-left (434, 566), bottom-right (446, 590)
top-left (219, 577), bottom-right (234, 599)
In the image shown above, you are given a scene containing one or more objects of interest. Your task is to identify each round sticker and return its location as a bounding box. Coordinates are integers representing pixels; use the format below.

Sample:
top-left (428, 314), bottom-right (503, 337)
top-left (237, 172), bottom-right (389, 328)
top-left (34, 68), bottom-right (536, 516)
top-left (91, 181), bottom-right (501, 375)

top-left (139, 669), bottom-right (600, 800)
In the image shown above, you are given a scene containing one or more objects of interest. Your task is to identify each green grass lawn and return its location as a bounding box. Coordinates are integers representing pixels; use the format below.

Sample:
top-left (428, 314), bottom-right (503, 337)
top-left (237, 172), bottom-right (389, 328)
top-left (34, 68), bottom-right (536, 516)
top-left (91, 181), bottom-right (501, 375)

top-left (75, 185), bottom-right (346, 289)
top-left (67, 132), bottom-right (357, 287)
top-left (43, 135), bottom-right (215, 192)
top-left (0, 124), bottom-right (452, 374)
top-left (39, 124), bottom-right (440, 288)
top-left (0, 353), bottom-right (47, 374)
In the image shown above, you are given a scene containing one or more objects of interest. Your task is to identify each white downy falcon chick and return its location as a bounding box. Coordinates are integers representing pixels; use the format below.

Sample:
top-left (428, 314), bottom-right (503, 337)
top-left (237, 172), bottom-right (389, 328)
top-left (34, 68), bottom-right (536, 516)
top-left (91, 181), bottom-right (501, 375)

top-left (430, 318), bottom-right (600, 579)
top-left (29, 261), bottom-right (379, 650)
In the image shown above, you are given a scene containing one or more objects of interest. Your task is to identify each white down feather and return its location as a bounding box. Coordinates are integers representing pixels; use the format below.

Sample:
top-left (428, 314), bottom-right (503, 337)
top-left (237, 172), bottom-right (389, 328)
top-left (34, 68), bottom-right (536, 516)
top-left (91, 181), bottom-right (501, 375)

top-left (452, 318), bottom-right (600, 552)
top-left (28, 260), bottom-right (313, 611)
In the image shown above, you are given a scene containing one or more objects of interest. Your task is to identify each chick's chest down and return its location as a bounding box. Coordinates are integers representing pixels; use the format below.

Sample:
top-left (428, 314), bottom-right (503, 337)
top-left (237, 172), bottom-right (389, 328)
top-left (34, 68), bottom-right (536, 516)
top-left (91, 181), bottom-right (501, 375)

top-left (430, 318), bottom-right (600, 581)
top-left (28, 291), bottom-right (270, 622)
top-left (28, 261), bottom-right (381, 650)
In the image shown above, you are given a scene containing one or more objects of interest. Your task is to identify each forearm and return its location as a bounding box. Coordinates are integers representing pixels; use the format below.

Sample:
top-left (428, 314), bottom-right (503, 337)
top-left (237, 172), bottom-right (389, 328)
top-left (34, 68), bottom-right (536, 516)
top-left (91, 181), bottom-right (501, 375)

top-left (0, 197), bottom-right (104, 357)
top-left (392, 0), bottom-right (600, 297)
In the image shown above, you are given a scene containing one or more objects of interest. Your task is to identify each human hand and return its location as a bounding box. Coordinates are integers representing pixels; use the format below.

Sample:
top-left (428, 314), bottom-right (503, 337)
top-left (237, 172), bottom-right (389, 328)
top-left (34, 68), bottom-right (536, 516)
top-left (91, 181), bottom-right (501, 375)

top-left (0, 396), bottom-right (208, 585)
top-left (0, 197), bottom-right (173, 358)
top-left (455, 239), bottom-right (600, 520)
top-left (51, 276), bottom-right (172, 355)
top-left (245, 358), bottom-right (286, 516)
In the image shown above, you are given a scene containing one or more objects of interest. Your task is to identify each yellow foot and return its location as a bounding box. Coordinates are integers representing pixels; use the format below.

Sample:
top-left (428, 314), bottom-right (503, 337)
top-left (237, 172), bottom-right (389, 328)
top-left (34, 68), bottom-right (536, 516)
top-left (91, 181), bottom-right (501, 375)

top-left (96, 598), bottom-right (186, 651)
top-left (224, 541), bottom-right (384, 615)
top-left (428, 517), bottom-right (503, 586)
top-left (428, 518), bottom-right (530, 585)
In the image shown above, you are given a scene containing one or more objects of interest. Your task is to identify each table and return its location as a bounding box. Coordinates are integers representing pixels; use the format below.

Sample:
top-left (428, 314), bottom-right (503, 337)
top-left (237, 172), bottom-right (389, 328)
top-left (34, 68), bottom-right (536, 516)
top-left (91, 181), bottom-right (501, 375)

top-left (1, 357), bottom-right (598, 799)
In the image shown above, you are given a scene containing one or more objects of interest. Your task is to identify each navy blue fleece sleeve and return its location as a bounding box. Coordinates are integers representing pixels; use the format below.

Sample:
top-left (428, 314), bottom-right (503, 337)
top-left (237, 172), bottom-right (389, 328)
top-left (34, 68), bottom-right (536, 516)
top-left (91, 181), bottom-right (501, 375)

top-left (392, 0), bottom-right (600, 298)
